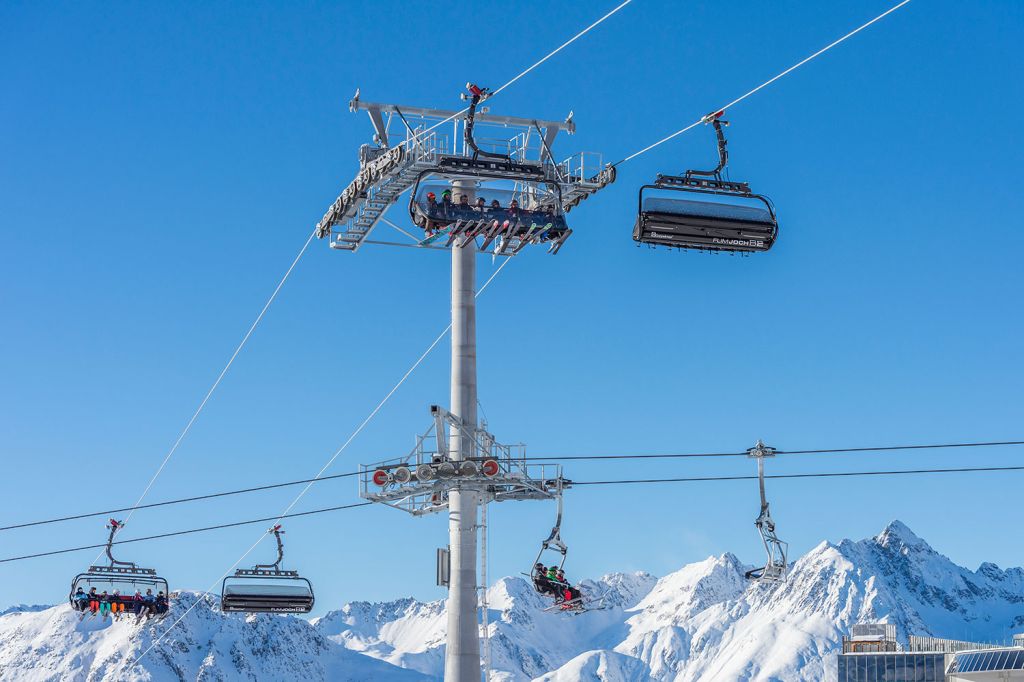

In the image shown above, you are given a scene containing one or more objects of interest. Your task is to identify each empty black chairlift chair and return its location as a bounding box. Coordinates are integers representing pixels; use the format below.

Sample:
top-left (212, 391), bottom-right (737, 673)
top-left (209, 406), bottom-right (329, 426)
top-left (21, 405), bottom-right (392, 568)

top-left (69, 519), bottom-right (170, 614)
top-left (221, 525), bottom-right (314, 614)
top-left (634, 112), bottom-right (778, 252)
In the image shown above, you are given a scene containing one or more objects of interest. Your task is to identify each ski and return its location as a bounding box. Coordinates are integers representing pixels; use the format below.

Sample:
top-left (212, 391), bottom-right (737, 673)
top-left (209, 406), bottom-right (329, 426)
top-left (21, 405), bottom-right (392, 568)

top-left (419, 220), bottom-right (461, 247)
top-left (445, 220), bottom-right (469, 248)
top-left (512, 224), bottom-right (540, 255)
top-left (456, 219), bottom-right (484, 248)
top-left (480, 220), bottom-right (508, 251)
top-left (495, 221), bottom-right (517, 256)
top-left (548, 228), bottom-right (572, 255)
top-left (538, 222), bottom-right (554, 242)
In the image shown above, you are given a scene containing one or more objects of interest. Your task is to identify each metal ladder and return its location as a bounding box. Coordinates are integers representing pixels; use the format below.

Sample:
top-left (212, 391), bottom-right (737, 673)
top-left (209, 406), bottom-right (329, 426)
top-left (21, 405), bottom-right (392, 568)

top-left (331, 157), bottom-right (437, 250)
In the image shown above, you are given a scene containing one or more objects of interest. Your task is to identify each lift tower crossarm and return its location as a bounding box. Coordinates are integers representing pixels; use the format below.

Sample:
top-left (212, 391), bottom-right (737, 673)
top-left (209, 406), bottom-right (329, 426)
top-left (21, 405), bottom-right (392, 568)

top-left (318, 93), bottom-right (612, 252)
top-left (350, 97), bottom-right (576, 136)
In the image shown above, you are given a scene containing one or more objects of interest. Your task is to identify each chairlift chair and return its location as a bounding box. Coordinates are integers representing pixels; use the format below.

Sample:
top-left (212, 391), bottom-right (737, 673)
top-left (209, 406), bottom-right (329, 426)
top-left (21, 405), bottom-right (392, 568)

top-left (220, 525), bottom-right (314, 614)
top-left (634, 113), bottom-right (778, 252)
top-left (524, 487), bottom-right (593, 613)
top-left (745, 441), bottom-right (788, 583)
top-left (406, 84), bottom-right (573, 254)
top-left (69, 519), bottom-right (170, 615)
top-left (529, 491), bottom-right (569, 589)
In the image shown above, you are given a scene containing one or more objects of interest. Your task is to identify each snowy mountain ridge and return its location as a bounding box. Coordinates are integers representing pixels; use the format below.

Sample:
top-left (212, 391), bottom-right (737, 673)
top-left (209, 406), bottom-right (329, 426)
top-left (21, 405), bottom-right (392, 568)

top-left (1, 520), bottom-right (1021, 681)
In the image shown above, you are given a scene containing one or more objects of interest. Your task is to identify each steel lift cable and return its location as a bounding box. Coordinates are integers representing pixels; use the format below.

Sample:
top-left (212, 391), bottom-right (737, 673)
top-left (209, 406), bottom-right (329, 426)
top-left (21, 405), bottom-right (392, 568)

top-left (129, 3), bottom-right (632, 657)
top-left (388, 0), bottom-right (635, 156)
top-left (572, 465), bottom-right (1024, 486)
top-left (0, 471), bottom-right (362, 533)
top-left (274, 254), bottom-right (512, 523)
top-left (614, 0), bottom-right (913, 166)
top-left (6, 463), bottom-right (1024, 567)
top-left (94, 0), bottom-right (635, 562)
top-left (5, 440), bottom-right (1021, 533)
top-left (0, 503), bottom-right (372, 564)
top-left (129, 257), bottom-right (513, 668)
top-left (125, 229), bottom-right (317, 524)
top-left (83, 230), bottom-right (317, 572)
top-left (527, 440), bottom-right (1024, 462)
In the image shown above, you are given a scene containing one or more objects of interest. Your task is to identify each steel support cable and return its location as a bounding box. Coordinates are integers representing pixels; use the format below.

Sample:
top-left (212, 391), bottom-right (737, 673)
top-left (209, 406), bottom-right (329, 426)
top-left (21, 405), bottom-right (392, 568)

top-left (125, 229), bottom-right (317, 521)
top-left (8, 463), bottom-right (1024, 566)
top-left (389, 0), bottom-right (634, 154)
top-left (0, 471), bottom-right (361, 533)
top-left (104, 2), bottom-right (632, 541)
top-left (83, 229), bottom-right (317, 572)
top-left (0, 503), bottom-right (372, 565)
top-left (526, 440), bottom-right (1024, 462)
top-left (614, 0), bottom-right (913, 166)
top-left (130, 257), bottom-right (513, 668)
top-left (5, 440), bottom-right (1022, 533)
top-left (572, 465), bottom-right (1024, 486)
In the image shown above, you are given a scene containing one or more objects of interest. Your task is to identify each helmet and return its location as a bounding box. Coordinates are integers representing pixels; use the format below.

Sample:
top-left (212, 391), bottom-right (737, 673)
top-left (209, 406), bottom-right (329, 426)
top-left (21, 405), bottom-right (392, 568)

top-left (427, 192), bottom-right (436, 200)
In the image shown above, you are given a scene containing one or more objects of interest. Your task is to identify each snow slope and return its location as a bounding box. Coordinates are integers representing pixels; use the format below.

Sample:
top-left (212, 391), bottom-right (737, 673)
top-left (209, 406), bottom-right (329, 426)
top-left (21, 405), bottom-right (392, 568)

top-left (0, 592), bottom-right (427, 681)
top-left (315, 521), bottom-right (1024, 681)
top-left (2, 521), bottom-right (1021, 681)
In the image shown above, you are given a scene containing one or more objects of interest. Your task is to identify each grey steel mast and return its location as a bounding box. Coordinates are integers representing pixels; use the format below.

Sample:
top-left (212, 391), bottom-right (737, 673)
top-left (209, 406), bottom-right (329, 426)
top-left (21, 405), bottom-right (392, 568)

top-left (319, 88), bottom-right (613, 682)
top-left (447, 177), bottom-right (480, 680)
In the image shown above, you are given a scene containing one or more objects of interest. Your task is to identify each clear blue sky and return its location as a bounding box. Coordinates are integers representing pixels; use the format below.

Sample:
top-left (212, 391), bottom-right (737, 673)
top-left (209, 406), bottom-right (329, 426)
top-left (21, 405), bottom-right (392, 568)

top-left (2, 0), bottom-right (1022, 615)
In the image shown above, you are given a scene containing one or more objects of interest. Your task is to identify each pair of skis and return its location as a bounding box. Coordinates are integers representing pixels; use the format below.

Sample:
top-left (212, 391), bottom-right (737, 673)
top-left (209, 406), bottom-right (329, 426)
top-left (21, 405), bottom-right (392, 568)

top-left (419, 219), bottom-right (491, 249)
top-left (541, 590), bottom-right (609, 615)
top-left (489, 222), bottom-right (553, 256)
top-left (420, 219), bottom-right (572, 255)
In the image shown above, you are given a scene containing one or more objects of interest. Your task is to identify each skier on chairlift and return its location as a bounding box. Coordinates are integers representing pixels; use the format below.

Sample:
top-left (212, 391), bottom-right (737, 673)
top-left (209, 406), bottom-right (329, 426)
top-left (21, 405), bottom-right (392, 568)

top-left (533, 562), bottom-right (550, 594)
top-left (98, 590), bottom-right (112, 619)
top-left (422, 191), bottom-right (439, 235)
top-left (558, 569), bottom-right (581, 604)
top-left (156, 591), bottom-right (168, 614)
top-left (440, 189), bottom-right (453, 221)
top-left (546, 566), bottom-right (564, 602)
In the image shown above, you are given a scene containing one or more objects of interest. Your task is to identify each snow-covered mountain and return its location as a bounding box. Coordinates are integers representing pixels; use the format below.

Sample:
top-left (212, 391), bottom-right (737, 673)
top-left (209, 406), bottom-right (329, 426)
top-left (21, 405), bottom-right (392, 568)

top-left (2, 521), bottom-right (1021, 681)
top-left (314, 521), bottom-right (1024, 681)
top-left (0, 592), bottom-right (428, 682)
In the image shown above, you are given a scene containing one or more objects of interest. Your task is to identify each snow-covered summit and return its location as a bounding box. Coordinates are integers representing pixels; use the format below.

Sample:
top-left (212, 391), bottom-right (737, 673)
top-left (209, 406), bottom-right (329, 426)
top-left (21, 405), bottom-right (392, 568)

top-left (0, 591), bottom-right (427, 681)
top-left (2, 521), bottom-right (1021, 681)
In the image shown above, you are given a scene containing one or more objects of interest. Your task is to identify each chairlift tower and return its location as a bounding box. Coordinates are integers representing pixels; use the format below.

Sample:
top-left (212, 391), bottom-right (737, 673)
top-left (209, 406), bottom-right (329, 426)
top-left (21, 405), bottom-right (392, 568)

top-left (316, 86), bottom-right (612, 682)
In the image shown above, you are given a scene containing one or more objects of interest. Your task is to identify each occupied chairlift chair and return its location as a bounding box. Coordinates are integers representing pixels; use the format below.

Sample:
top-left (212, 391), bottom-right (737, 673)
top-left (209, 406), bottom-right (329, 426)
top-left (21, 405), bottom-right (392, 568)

top-left (69, 519), bottom-right (170, 612)
top-left (745, 441), bottom-right (788, 583)
top-left (529, 490), bottom-right (569, 588)
top-left (526, 486), bottom-right (594, 613)
top-left (633, 112), bottom-right (778, 252)
top-left (407, 83), bottom-right (574, 255)
top-left (220, 525), bottom-right (315, 614)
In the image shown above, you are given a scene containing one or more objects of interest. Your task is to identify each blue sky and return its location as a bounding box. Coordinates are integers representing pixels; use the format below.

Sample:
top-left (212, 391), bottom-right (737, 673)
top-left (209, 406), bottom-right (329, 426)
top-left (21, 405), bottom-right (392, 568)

top-left (1, 0), bottom-right (1022, 615)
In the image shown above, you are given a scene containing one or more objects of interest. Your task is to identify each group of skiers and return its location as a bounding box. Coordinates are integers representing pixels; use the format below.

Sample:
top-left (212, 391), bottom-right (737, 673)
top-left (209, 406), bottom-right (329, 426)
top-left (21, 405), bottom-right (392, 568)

top-left (532, 563), bottom-right (582, 608)
top-left (418, 190), bottom-right (562, 238)
top-left (72, 586), bottom-right (168, 621)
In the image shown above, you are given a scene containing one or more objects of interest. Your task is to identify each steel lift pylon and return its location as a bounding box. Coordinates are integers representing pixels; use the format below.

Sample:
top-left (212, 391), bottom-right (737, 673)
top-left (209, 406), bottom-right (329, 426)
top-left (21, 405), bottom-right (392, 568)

top-left (316, 87), bottom-right (612, 682)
